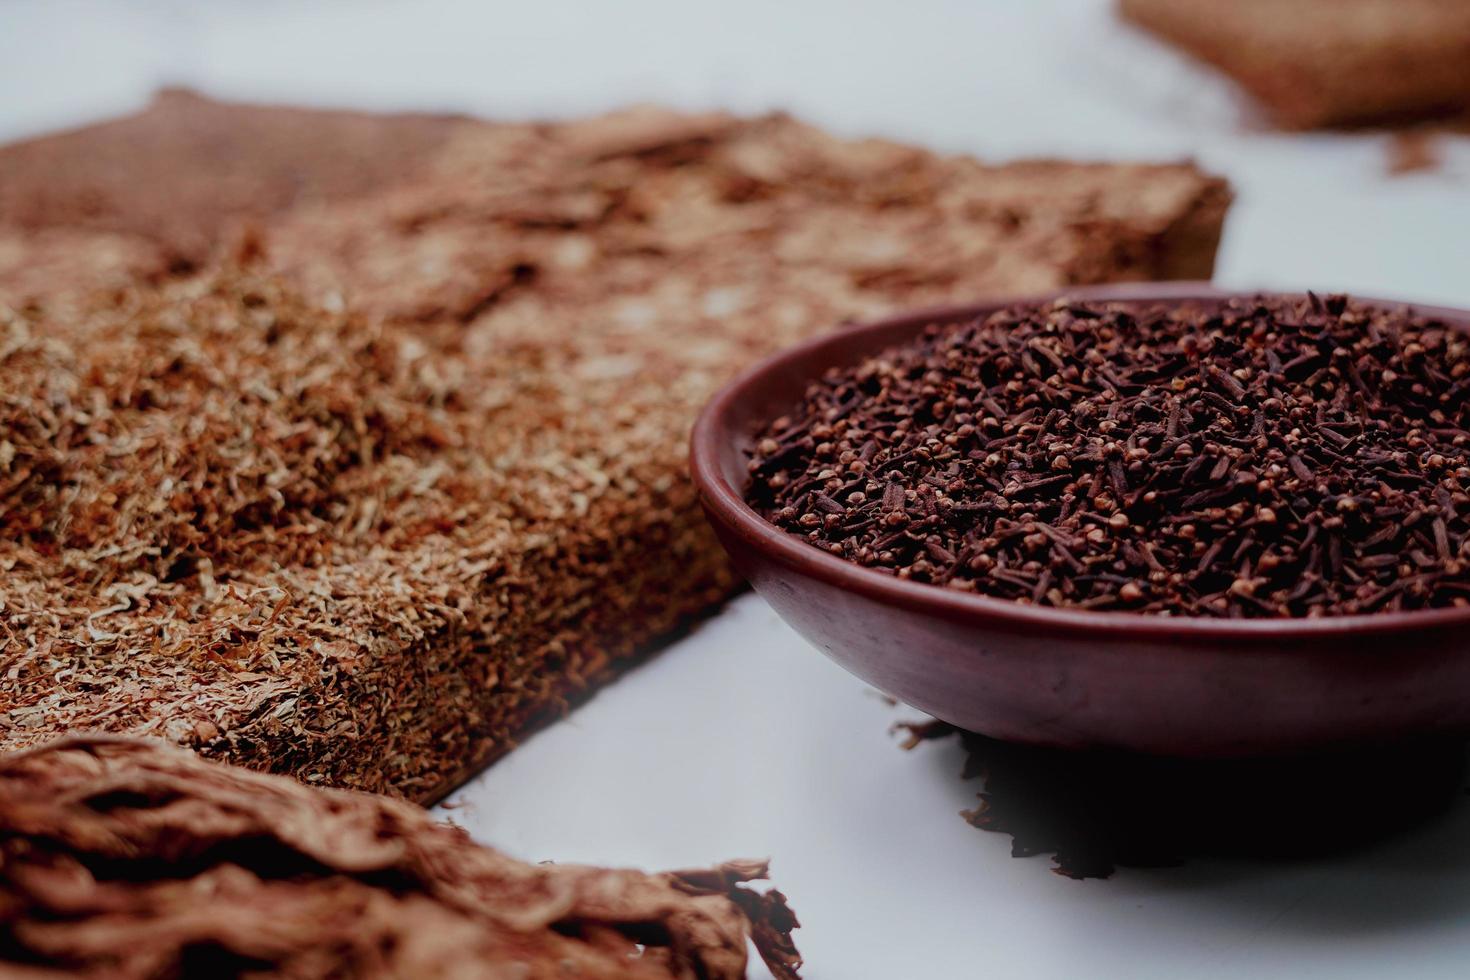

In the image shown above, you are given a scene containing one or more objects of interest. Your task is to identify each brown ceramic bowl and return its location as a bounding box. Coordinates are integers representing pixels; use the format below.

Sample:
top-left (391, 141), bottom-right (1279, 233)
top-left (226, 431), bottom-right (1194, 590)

top-left (691, 282), bottom-right (1470, 757)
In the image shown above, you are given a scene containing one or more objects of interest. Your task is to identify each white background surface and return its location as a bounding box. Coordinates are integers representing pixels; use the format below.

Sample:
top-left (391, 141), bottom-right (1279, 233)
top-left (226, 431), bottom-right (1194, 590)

top-left (4, 2), bottom-right (1469, 977)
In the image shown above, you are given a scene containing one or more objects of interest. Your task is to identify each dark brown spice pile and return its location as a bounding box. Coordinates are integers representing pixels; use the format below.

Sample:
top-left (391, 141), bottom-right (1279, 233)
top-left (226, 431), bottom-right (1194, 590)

top-left (748, 294), bottom-right (1470, 618)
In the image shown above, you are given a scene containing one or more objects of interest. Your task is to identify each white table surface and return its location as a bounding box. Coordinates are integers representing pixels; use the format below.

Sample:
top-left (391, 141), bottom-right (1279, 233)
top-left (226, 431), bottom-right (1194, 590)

top-left (4, 2), bottom-right (1470, 976)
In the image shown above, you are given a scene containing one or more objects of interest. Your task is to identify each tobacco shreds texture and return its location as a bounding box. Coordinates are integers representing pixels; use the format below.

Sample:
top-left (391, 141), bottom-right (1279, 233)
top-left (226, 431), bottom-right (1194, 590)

top-left (749, 295), bottom-right (1470, 617)
top-left (0, 737), bottom-right (801, 979)
top-left (0, 92), bottom-right (1230, 799)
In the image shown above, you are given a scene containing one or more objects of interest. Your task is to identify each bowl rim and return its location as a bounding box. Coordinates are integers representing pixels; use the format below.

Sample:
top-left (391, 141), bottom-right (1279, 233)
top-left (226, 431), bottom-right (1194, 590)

top-left (690, 281), bottom-right (1470, 641)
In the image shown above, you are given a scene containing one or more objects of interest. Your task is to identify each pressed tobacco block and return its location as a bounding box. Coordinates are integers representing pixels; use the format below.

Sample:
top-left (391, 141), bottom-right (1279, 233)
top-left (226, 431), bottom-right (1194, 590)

top-left (0, 90), bottom-right (473, 308)
top-left (0, 93), bottom-right (1230, 801)
top-left (1120, 0), bottom-right (1470, 129)
top-left (0, 737), bottom-right (801, 979)
top-left (0, 89), bottom-right (469, 265)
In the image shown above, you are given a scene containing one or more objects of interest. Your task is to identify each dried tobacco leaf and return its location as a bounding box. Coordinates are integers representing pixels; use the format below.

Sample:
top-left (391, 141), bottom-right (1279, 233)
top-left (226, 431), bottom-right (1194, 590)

top-left (0, 736), bottom-right (801, 979)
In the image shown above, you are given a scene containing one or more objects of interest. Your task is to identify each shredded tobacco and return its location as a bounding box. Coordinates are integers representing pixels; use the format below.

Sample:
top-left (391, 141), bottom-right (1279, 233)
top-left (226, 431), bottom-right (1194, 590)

top-left (0, 736), bottom-right (801, 978)
top-left (1387, 130), bottom-right (1445, 175)
top-left (0, 92), bottom-right (1230, 799)
top-left (750, 295), bottom-right (1470, 617)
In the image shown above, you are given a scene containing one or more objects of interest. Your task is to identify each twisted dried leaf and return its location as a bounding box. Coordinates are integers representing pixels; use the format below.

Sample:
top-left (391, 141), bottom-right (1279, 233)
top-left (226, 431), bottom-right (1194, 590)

top-left (0, 737), bottom-right (801, 979)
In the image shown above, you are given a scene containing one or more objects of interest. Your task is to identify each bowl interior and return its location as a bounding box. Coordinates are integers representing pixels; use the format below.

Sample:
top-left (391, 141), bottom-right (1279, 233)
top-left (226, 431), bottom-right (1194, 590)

top-left (706, 284), bottom-right (1238, 492)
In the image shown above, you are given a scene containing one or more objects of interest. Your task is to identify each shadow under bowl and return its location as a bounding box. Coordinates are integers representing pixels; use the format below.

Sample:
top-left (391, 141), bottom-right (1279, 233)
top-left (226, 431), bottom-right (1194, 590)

top-left (690, 282), bottom-right (1470, 757)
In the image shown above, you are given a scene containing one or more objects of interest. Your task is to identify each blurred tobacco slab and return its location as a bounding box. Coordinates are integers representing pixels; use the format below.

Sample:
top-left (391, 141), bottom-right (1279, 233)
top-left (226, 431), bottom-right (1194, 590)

top-left (1119, 0), bottom-right (1470, 130)
top-left (0, 90), bottom-right (1229, 802)
top-left (0, 737), bottom-right (801, 979)
top-left (902, 721), bottom-right (1468, 879)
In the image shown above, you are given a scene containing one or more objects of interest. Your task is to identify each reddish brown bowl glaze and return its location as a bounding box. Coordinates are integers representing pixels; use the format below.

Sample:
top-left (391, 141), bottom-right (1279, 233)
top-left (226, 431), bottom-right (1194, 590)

top-left (691, 283), bottom-right (1470, 757)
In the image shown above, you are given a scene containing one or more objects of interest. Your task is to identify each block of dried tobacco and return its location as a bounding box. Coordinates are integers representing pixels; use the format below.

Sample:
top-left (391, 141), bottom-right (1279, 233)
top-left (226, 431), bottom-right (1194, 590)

top-left (0, 737), bottom-right (800, 979)
top-left (1120, 0), bottom-right (1470, 129)
top-left (0, 93), bottom-right (1230, 800)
